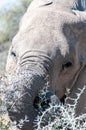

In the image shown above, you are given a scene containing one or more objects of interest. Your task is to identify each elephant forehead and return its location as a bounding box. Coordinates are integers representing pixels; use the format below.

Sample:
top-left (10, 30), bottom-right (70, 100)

top-left (13, 26), bottom-right (69, 59)
top-left (19, 9), bottom-right (63, 32)
top-left (19, 3), bottom-right (78, 32)
top-left (13, 9), bottom-right (75, 56)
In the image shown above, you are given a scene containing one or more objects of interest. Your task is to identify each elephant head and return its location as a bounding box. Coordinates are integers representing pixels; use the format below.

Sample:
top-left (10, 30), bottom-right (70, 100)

top-left (6, 0), bottom-right (86, 129)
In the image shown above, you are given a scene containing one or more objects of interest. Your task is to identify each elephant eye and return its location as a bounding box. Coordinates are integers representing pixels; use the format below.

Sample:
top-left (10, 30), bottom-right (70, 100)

top-left (11, 51), bottom-right (16, 57)
top-left (62, 61), bottom-right (73, 70)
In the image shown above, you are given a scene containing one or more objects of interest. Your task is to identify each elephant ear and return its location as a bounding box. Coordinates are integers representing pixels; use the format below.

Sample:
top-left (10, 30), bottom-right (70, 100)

top-left (63, 10), bottom-right (86, 65)
top-left (65, 10), bottom-right (86, 115)
top-left (81, 0), bottom-right (86, 10)
top-left (73, 10), bottom-right (86, 65)
top-left (76, 0), bottom-right (86, 11)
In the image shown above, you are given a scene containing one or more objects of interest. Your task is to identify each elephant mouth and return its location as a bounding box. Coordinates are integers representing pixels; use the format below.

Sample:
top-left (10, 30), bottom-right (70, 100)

top-left (7, 89), bottom-right (60, 130)
top-left (33, 91), bottom-right (60, 112)
top-left (60, 95), bottom-right (66, 104)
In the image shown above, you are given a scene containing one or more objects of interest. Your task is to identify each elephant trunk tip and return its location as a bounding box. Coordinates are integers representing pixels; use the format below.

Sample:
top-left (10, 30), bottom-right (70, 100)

top-left (6, 67), bottom-right (61, 130)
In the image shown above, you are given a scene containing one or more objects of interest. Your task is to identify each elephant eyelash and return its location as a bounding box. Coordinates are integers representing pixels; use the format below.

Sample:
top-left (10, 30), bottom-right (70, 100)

top-left (62, 61), bottom-right (73, 70)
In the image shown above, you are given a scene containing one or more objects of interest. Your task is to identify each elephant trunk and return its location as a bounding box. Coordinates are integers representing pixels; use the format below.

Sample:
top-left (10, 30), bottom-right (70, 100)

top-left (6, 65), bottom-right (51, 130)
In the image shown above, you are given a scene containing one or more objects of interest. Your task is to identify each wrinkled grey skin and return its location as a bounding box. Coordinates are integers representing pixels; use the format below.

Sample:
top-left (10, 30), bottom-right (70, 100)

top-left (6, 0), bottom-right (86, 129)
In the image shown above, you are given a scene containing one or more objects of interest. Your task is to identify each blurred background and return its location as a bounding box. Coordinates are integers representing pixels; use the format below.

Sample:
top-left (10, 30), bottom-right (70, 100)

top-left (0, 0), bottom-right (32, 73)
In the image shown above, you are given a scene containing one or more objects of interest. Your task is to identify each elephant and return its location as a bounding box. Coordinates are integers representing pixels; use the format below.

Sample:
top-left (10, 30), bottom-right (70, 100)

top-left (6, 0), bottom-right (86, 129)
